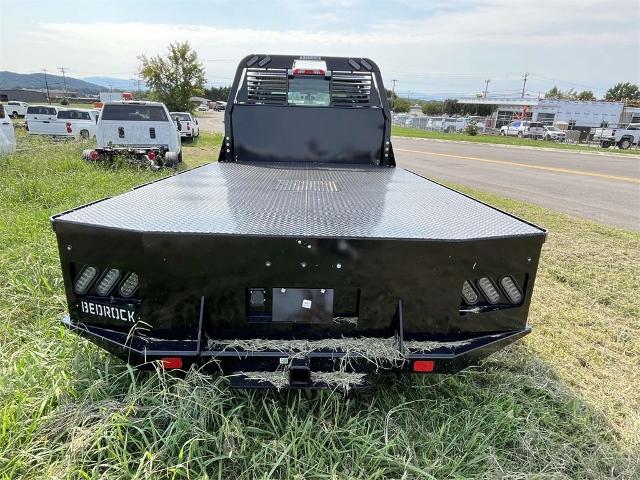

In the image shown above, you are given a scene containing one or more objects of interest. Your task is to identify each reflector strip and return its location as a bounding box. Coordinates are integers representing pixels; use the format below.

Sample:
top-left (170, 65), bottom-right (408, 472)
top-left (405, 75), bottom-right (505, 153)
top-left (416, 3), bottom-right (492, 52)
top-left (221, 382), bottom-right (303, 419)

top-left (162, 357), bottom-right (183, 369)
top-left (119, 272), bottom-right (139, 298)
top-left (74, 266), bottom-right (98, 294)
top-left (96, 268), bottom-right (121, 296)
top-left (461, 280), bottom-right (479, 305)
top-left (478, 277), bottom-right (500, 304)
top-left (500, 276), bottom-right (523, 304)
top-left (413, 360), bottom-right (435, 372)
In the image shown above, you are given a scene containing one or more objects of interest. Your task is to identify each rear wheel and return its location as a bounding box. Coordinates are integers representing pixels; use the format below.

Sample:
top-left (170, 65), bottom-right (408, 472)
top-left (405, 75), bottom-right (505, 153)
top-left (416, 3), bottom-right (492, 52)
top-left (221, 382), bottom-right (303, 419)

top-left (79, 130), bottom-right (90, 140)
top-left (517, 131), bottom-right (523, 138)
top-left (600, 141), bottom-right (611, 148)
top-left (11, 112), bottom-right (18, 119)
top-left (618, 138), bottom-right (632, 150)
top-left (164, 151), bottom-right (179, 167)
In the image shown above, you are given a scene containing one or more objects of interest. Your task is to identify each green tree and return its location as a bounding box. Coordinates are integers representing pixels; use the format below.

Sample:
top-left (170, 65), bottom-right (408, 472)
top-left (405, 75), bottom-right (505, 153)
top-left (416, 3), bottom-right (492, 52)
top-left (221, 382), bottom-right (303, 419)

top-left (204, 86), bottom-right (231, 102)
top-left (422, 101), bottom-right (443, 115)
top-left (442, 98), bottom-right (461, 115)
top-left (545, 86), bottom-right (578, 100)
top-left (577, 90), bottom-right (596, 101)
top-left (139, 42), bottom-right (206, 112)
top-left (392, 97), bottom-right (411, 113)
top-left (605, 82), bottom-right (640, 103)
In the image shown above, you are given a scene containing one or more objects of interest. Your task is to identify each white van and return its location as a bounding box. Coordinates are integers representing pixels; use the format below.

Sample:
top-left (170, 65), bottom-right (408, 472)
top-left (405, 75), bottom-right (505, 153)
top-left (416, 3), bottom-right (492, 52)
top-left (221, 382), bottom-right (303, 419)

top-left (84, 101), bottom-right (181, 167)
top-left (0, 105), bottom-right (17, 154)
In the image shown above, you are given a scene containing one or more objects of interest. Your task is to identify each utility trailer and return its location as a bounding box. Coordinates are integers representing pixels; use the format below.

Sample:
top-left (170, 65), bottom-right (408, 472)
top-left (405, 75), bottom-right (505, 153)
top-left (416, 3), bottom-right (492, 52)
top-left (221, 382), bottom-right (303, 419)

top-left (52, 55), bottom-right (546, 390)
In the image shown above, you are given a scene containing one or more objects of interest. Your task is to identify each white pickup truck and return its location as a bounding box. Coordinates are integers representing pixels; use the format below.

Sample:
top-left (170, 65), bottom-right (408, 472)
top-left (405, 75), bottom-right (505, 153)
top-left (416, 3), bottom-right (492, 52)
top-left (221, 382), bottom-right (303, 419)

top-left (0, 104), bottom-right (17, 154)
top-left (83, 101), bottom-right (181, 167)
top-left (28, 109), bottom-right (97, 139)
top-left (2, 101), bottom-right (29, 118)
top-left (592, 123), bottom-right (640, 149)
top-left (169, 112), bottom-right (200, 140)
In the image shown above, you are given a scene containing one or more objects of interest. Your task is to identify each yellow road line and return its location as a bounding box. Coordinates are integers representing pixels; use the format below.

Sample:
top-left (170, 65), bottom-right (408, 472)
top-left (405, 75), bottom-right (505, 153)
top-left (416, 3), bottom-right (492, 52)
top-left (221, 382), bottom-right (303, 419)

top-left (395, 148), bottom-right (640, 184)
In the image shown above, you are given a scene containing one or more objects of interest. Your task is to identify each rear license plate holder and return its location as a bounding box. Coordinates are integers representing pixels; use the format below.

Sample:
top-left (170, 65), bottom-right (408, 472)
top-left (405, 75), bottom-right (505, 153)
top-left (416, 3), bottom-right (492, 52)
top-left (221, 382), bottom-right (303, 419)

top-left (272, 288), bottom-right (334, 323)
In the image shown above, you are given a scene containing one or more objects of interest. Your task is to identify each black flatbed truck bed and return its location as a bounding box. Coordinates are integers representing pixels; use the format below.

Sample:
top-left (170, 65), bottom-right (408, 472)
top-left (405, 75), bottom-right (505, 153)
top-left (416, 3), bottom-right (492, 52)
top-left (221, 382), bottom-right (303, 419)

top-left (52, 55), bottom-right (546, 389)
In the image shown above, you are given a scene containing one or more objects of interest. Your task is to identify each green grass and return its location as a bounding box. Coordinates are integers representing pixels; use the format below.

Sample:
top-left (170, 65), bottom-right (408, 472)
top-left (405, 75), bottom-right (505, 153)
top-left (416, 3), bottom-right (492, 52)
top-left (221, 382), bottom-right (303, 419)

top-left (0, 133), bottom-right (638, 478)
top-left (392, 126), bottom-right (640, 156)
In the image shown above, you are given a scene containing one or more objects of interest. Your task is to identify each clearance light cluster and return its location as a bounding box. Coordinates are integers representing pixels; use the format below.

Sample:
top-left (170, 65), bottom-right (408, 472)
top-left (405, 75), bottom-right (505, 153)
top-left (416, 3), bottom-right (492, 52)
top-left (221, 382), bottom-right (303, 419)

top-left (461, 276), bottom-right (523, 306)
top-left (73, 265), bottom-right (139, 298)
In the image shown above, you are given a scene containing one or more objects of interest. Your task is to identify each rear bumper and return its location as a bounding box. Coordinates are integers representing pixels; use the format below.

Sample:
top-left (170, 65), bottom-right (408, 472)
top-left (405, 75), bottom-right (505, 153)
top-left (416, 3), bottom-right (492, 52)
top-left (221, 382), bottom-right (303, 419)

top-left (62, 315), bottom-right (530, 388)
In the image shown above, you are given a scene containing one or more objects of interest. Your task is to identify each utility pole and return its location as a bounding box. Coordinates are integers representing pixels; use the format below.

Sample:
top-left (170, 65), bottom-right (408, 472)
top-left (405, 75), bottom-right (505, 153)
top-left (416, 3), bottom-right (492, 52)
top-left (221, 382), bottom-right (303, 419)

top-left (391, 79), bottom-right (397, 110)
top-left (483, 79), bottom-right (490, 99)
top-left (58, 66), bottom-right (68, 98)
top-left (521, 72), bottom-right (528, 98)
top-left (42, 69), bottom-right (51, 104)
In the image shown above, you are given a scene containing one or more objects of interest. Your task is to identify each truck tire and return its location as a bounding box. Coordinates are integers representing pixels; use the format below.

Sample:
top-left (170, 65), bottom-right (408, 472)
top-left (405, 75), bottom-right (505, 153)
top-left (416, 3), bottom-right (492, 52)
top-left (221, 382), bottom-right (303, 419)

top-left (164, 151), bottom-right (179, 167)
top-left (11, 112), bottom-right (18, 119)
top-left (618, 137), bottom-right (632, 150)
top-left (517, 131), bottom-right (523, 138)
top-left (178, 150), bottom-right (183, 163)
top-left (80, 130), bottom-right (90, 140)
top-left (82, 149), bottom-right (93, 161)
top-left (600, 141), bottom-right (611, 148)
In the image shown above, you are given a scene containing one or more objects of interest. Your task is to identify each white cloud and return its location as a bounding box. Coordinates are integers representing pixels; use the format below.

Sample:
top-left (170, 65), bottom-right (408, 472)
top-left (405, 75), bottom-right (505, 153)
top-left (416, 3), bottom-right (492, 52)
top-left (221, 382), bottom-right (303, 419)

top-left (2, 0), bottom-right (638, 96)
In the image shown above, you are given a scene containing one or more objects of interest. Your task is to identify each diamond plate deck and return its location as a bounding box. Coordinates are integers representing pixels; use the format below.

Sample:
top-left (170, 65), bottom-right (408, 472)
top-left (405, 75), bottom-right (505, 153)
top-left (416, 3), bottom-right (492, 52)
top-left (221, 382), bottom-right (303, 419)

top-left (54, 163), bottom-right (544, 240)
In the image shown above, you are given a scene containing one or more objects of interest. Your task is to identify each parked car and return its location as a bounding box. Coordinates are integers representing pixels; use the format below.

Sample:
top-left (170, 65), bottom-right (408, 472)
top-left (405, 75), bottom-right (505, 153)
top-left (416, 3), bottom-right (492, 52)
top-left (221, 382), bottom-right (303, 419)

top-left (25, 105), bottom-right (62, 132)
top-left (28, 108), bottom-right (98, 139)
top-left (213, 101), bottom-right (227, 112)
top-left (2, 101), bottom-right (29, 118)
top-left (170, 112), bottom-right (200, 140)
top-left (542, 125), bottom-right (566, 142)
top-left (197, 104), bottom-right (208, 112)
top-left (500, 121), bottom-right (544, 138)
top-left (0, 104), bottom-right (17, 154)
top-left (83, 101), bottom-right (182, 167)
top-left (427, 117), bottom-right (444, 131)
top-left (592, 123), bottom-right (640, 149)
top-left (442, 117), bottom-right (460, 133)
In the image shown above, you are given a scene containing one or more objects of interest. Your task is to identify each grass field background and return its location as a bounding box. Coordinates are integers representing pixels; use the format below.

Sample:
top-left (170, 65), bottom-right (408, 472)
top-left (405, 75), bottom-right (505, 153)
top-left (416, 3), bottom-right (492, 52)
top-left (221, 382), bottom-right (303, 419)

top-left (0, 131), bottom-right (638, 478)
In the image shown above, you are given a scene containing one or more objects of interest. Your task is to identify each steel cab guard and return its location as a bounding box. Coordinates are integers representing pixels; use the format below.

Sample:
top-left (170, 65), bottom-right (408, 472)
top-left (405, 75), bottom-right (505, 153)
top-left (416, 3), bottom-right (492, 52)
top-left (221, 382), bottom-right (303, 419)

top-left (52, 55), bottom-right (546, 390)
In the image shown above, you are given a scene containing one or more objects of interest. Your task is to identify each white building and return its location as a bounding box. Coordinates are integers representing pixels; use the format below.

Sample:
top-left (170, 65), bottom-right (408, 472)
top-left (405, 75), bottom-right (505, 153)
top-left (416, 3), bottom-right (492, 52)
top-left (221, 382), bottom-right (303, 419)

top-left (457, 97), bottom-right (626, 130)
top-left (532, 99), bottom-right (623, 129)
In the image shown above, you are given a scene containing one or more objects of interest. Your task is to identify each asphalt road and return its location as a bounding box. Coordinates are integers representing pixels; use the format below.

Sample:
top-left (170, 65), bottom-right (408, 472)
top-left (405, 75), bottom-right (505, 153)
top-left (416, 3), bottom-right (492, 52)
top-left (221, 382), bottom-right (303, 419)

top-left (197, 112), bottom-right (640, 231)
top-left (393, 138), bottom-right (640, 231)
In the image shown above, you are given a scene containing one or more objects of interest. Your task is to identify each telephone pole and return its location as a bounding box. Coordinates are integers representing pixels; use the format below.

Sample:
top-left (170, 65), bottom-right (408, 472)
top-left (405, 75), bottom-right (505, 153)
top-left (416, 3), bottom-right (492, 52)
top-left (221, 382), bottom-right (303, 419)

top-left (391, 79), bottom-right (397, 110)
top-left (42, 69), bottom-right (51, 104)
top-left (521, 72), bottom-right (528, 98)
top-left (58, 66), bottom-right (68, 98)
top-left (483, 79), bottom-right (490, 99)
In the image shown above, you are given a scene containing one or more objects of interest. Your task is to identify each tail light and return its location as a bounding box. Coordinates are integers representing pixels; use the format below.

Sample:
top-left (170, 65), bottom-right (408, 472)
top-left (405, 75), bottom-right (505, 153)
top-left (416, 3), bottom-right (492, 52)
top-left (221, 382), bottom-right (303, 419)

top-left (611, 129), bottom-right (617, 136)
top-left (66, 122), bottom-right (72, 133)
top-left (89, 150), bottom-right (100, 161)
top-left (161, 357), bottom-right (183, 369)
top-left (413, 360), bottom-right (435, 372)
top-left (147, 151), bottom-right (157, 161)
top-left (292, 68), bottom-right (326, 75)
top-left (186, 122), bottom-right (191, 131)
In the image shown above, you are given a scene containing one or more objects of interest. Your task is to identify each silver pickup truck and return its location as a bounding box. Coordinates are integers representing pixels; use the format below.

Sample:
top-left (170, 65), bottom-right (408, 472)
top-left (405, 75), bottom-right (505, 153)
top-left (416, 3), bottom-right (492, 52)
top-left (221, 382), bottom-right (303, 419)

top-left (592, 123), bottom-right (640, 149)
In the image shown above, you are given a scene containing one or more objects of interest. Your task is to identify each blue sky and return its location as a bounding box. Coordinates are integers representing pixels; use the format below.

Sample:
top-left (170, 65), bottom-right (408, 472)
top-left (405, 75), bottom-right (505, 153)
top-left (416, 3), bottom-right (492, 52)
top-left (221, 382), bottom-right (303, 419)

top-left (1, 0), bottom-right (638, 98)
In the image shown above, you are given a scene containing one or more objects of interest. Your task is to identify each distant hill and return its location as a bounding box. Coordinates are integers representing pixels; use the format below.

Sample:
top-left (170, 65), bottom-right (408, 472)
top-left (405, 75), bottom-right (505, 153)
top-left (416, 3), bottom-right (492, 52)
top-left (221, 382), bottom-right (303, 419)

top-left (0, 71), bottom-right (107, 94)
top-left (83, 77), bottom-right (143, 91)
